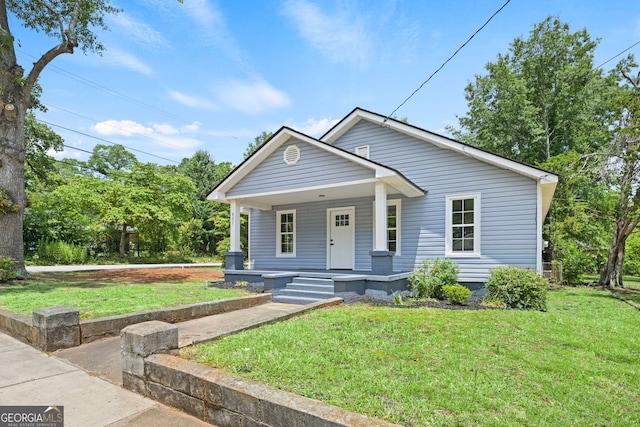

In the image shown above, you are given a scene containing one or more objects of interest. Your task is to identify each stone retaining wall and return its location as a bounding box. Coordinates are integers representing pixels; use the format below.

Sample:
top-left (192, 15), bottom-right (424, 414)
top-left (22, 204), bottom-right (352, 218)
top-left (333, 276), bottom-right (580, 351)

top-left (0, 309), bottom-right (33, 345)
top-left (121, 321), bottom-right (400, 427)
top-left (0, 294), bottom-right (270, 352)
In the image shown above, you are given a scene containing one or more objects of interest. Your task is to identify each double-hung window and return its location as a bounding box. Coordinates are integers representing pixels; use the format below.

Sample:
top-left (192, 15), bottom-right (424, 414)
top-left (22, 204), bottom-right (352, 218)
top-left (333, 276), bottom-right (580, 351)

top-left (276, 210), bottom-right (296, 257)
top-left (373, 199), bottom-right (401, 254)
top-left (445, 194), bottom-right (480, 257)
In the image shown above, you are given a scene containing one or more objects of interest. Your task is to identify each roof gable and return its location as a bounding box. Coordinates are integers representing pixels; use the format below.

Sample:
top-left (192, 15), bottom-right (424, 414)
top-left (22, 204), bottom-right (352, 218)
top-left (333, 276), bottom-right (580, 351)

top-left (208, 126), bottom-right (424, 209)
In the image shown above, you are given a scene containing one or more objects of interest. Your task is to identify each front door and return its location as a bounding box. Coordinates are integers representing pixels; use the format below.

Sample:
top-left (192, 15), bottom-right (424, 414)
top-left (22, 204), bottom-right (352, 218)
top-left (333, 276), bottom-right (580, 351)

top-left (328, 207), bottom-right (355, 269)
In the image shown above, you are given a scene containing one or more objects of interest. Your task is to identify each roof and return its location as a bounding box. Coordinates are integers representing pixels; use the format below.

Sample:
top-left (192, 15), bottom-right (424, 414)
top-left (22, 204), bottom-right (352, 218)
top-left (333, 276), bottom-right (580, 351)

top-left (321, 108), bottom-right (558, 216)
top-left (208, 108), bottom-right (558, 215)
top-left (207, 125), bottom-right (425, 210)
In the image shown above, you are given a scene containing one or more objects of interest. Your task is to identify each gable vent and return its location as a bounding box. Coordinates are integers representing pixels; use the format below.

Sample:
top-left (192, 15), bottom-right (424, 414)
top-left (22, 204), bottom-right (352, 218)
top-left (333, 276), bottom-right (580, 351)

top-left (284, 144), bottom-right (300, 166)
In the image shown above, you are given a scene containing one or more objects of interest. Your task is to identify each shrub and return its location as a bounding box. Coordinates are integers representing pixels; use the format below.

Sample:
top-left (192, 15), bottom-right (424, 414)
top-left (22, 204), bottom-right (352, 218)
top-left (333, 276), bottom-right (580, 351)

top-left (442, 284), bottom-right (472, 304)
top-left (408, 258), bottom-right (459, 299)
top-left (37, 240), bottom-right (88, 265)
top-left (485, 266), bottom-right (549, 311)
top-left (0, 256), bottom-right (17, 282)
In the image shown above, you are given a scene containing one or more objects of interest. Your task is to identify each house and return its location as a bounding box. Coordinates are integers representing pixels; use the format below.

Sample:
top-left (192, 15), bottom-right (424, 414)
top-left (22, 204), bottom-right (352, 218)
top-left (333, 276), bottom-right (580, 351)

top-left (207, 108), bottom-right (558, 303)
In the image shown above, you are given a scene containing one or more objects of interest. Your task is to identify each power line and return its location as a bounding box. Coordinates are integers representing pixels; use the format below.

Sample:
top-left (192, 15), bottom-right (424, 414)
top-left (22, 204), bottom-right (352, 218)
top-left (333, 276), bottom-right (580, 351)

top-left (385, 0), bottom-right (511, 121)
top-left (36, 119), bottom-right (180, 164)
top-left (43, 103), bottom-right (199, 152)
top-left (596, 40), bottom-right (640, 69)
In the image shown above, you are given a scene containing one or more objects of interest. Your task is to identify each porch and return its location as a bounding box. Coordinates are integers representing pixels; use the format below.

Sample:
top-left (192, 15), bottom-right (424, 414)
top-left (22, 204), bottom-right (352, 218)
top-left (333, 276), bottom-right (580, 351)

top-left (223, 268), bottom-right (411, 305)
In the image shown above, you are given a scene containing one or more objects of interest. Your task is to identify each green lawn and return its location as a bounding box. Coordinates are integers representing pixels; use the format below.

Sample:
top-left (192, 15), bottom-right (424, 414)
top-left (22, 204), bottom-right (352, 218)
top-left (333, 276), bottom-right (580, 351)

top-left (182, 288), bottom-right (640, 426)
top-left (0, 273), bottom-right (245, 319)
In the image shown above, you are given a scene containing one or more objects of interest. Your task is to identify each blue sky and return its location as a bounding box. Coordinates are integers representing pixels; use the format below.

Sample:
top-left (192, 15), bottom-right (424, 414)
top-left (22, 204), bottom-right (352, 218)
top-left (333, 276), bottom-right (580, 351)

top-left (10, 0), bottom-right (640, 167)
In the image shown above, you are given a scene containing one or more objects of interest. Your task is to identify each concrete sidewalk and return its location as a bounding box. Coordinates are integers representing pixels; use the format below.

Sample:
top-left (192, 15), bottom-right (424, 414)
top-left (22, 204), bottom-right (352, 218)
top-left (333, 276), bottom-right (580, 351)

top-left (0, 332), bottom-right (213, 427)
top-left (1, 299), bottom-right (341, 426)
top-left (53, 302), bottom-right (334, 386)
top-left (26, 263), bottom-right (221, 273)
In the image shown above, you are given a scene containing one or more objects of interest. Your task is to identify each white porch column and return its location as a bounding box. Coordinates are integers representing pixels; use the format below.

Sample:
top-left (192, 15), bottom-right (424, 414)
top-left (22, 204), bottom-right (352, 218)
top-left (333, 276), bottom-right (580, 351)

top-left (229, 199), bottom-right (241, 252)
top-left (374, 181), bottom-right (388, 251)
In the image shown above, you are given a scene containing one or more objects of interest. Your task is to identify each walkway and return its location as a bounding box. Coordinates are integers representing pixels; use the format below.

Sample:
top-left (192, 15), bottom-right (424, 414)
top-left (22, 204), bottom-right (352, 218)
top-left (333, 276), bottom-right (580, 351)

top-left (1, 298), bottom-right (341, 426)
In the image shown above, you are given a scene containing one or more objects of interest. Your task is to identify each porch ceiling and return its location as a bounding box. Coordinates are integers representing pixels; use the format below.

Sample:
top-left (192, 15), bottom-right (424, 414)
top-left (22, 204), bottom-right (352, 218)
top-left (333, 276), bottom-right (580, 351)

top-left (232, 179), bottom-right (411, 210)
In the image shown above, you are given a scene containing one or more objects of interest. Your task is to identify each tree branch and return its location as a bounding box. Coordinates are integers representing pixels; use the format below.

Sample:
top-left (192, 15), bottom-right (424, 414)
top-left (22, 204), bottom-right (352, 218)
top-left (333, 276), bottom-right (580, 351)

top-left (23, 0), bottom-right (84, 101)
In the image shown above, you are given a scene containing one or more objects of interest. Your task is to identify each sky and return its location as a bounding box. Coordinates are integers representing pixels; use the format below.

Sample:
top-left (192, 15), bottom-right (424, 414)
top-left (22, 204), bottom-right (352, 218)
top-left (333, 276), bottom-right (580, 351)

top-left (9, 0), bottom-right (640, 167)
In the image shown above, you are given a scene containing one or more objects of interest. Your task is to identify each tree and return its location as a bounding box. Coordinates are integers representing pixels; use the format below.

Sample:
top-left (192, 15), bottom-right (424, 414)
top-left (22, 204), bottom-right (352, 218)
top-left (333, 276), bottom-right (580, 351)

top-left (449, 17), bottom-right (618, 281)
top-left (243, 131), bottom-right (273, 159)
top-left (87, 144), bottom-right (136, 176)
top-left (451, 17), bottom-right (613, 164)
top-left (598, 59), bottom-right (640, 288)
top-left (0, 0), bottom-right (119, 277)
top-left (178, 150), bottom-right (233, 255)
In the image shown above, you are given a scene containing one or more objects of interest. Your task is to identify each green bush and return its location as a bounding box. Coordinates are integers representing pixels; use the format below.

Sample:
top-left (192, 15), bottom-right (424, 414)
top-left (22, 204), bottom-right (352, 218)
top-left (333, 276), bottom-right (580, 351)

top-left (442, 284), bottom-right (472, 304)
top-left (485, 266), bottom-right (549, 311)
top-left (0, 256), bottom-right (17, 282)
top-left (37, 240), bottom-right (88, 265)
top-left (408, 258), bottom-right (459, 299)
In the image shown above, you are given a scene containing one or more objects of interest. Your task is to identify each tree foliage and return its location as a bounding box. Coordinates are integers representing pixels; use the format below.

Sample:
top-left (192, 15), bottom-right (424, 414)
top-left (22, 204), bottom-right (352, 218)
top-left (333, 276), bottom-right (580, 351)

top-left (452, 17), bottom-right (613, 164)
top-left (243, 131), bottom-right (273, 159)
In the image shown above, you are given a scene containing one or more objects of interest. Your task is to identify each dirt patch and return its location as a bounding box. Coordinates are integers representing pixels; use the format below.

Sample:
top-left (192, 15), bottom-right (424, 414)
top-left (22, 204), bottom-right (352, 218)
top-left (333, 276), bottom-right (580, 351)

top-left (37, 267), bottom-right (224, 284)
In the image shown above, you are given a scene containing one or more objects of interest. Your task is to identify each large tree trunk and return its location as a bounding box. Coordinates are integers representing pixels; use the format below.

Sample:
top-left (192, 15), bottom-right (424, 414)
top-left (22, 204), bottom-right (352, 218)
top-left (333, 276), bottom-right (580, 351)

top-left (0, 65), bottom-right (28, 278)
top-left (599, 218), bottom-right (638, 289)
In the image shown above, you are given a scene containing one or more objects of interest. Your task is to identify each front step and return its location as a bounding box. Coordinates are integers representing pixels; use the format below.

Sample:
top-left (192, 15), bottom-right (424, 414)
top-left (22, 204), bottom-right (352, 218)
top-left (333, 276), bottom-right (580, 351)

top-left (273, 277), bottom-right (335, 305)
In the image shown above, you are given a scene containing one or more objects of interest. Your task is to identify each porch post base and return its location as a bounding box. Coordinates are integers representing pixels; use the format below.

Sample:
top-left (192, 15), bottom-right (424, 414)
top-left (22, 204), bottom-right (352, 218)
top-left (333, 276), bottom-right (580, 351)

top-left (224, 251), bottom-right (245, 270)
top-left (370, 250), bottom-right (394, 275)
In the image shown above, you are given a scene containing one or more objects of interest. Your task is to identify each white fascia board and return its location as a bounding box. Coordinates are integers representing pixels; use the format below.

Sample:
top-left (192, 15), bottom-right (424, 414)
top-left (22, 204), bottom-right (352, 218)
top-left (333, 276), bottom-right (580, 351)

top-left (206, 130), bottom-right (295, 201)
top-left (324, 108), bottom-right (559, 185)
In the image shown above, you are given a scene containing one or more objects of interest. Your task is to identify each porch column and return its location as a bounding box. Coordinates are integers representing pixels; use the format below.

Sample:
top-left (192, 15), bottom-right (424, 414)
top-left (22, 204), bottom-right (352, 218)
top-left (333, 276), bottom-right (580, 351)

top-left (374, 181), bottom-right (388, 251)
top-left (225, 199), bottom-right (244, 270)
top-left (371, 181), bottom-right (394, 275)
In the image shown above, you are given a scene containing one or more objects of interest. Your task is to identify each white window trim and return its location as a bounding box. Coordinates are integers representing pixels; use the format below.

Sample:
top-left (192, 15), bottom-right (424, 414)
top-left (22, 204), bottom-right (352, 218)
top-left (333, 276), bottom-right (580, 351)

top-left (372, 199), bottom-right (401, 255)
top-left (276, 209), bottom-right (296, 257)
top-left (445, 193), bottom-right (481, 258)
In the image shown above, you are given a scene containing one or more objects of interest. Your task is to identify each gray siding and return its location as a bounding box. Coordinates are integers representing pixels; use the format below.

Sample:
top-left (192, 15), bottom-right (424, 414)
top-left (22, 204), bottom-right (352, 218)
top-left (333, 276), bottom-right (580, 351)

top-left (228, 139), bottom-right (373, 197)
top-left (245, 120), bottom-right (540, 282)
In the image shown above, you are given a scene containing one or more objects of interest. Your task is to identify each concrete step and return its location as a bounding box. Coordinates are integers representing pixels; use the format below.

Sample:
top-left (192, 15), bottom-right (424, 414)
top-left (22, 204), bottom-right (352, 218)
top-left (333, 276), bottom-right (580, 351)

top-left (272, 295), bottom-right (328, 305)
top-left (273, 277), bottom-right (336, 305)
top-left (275, 288), bottom-right (334, 300)
top-left (286, 283), bottom-right (334, 292)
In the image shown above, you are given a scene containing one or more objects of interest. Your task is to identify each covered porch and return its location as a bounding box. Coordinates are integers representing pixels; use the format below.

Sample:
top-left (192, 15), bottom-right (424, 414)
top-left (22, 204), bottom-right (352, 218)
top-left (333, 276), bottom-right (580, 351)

top-left (223, 268), bottom-right (412, 305)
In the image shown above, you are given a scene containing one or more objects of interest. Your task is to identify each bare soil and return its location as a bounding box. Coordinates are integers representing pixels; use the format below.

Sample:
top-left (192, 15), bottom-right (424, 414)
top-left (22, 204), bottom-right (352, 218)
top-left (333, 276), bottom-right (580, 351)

top-left (39, 267), bottom-right (224, 284)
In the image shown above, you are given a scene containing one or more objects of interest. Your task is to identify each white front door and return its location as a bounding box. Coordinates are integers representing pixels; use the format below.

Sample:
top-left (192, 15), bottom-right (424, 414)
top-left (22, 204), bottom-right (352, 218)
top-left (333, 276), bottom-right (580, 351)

top-left (328, 207), bottom-right (355, 269)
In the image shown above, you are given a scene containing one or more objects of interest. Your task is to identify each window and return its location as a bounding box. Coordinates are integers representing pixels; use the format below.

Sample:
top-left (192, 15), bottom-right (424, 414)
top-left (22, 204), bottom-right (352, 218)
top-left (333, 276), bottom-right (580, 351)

top-left (355, 145), bottom-right (370, 159)
top-left (446, 194), bottom-right (480, 257)
top-left (373, 199), bottom-right (401, 254)
top-left (276, 210), bottom-right (296, 257)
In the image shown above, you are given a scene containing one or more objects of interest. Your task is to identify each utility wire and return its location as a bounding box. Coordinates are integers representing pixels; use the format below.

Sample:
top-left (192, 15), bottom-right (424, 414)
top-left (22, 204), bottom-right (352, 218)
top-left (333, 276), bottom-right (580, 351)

top-left (596, 40), bottom-right (640, 69)
top-left (385, 0), bottom-right (511, 121)
top-left (36, 118), bottom-right (180, 164)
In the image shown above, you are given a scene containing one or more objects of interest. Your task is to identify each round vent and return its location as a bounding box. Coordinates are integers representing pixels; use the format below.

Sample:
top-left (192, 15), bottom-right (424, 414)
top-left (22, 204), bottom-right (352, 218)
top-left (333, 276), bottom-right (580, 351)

top-left (283, 144), bottom-right (300, 166)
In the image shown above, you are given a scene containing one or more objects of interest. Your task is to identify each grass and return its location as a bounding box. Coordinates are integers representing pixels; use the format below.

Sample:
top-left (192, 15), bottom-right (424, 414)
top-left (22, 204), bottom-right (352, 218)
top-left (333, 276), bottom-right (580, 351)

top-left (0, 273), bottom-right (245, 319)
top-left (182, 288), bottom-right (640, 426)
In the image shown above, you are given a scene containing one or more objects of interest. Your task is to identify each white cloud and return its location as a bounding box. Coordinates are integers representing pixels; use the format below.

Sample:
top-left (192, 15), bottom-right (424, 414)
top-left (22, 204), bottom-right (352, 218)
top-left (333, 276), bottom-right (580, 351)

top-left (152, 123), bottom-right (179, 135)
top-left (281, 0), bottom-right (372, 67)
top-left (103, 48), bottom-right (154, 76)
top-left (182, 121), bottom-right (202, 132)
top-left (216, 79), bottom-right (291, 115)
top-left (181, 0), bottom-right (247, 64)
top-left (109, 13), bottom-right (168, 48)
top-left (288, 117), bottom-right (339, 136)
top-left (93, 120), bottom-right (153, 136)
top-left (169, 90), bottom-right (217, 109)
top-left (92, 119), bottom-right (202, 150)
